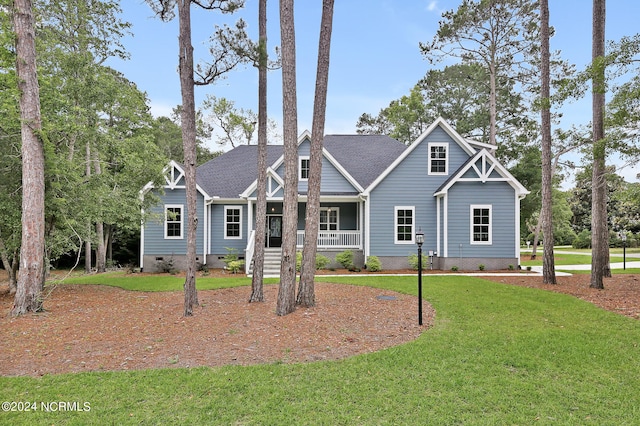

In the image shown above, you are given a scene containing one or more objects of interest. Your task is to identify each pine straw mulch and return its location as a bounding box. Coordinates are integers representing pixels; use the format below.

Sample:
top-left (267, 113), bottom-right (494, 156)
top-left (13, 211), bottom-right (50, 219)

top-left (1, 271), bottom-right (638, 377)
top-left (0, 276), bottom-right (430, 377)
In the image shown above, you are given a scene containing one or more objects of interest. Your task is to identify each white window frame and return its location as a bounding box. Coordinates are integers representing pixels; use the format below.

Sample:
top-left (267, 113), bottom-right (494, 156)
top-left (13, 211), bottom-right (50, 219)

top-left (299, 156), bottom-right (310, 181)
top-left (319, 207), bottom-right (340, 231)
top-left (164, 204), bottom-right (184, 239)
top-left (394, 206), bottom-right (415, 244)
top-left (470, 204), bottom-right (492, 245)
top-left (224, 205), bottom-right (243, 240)
top-left (428, 142), bottom-right (448, 175)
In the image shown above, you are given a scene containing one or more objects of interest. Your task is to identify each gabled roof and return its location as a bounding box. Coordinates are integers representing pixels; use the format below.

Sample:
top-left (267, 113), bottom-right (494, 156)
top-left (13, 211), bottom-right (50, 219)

top-left (363, 117), bottom-right (478, 195)
top-left (141, 160), bottom-right (210, 198)
top-left (434, 149), bottom-right (529, 198)
top-left (197, 145), bottom-right (283, 198)
top-left (323, 135), bottom-right (407, 189)
top-left (209, 133), bottom-right (406, 199)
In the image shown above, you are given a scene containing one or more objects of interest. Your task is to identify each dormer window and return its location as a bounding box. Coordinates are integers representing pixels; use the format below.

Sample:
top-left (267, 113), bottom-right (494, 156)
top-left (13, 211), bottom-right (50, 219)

top-left (299, 156), bottom-right (310, 180)
top-left (428, 143), bottom-right (448, 175)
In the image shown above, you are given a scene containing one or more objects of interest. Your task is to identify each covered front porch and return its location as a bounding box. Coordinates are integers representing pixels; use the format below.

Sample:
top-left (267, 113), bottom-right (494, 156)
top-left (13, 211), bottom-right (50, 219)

top-left (244, 198), bottom-right (364, 273)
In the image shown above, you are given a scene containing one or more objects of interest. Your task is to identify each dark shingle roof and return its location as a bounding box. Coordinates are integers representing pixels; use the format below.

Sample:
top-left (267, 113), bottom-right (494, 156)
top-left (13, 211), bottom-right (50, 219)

top-left (197, 145), bottom-right (283, 198)
top-left (195, 135), bottom-right (407, 197)
top-left (323, 135), bottom-right (407, 188)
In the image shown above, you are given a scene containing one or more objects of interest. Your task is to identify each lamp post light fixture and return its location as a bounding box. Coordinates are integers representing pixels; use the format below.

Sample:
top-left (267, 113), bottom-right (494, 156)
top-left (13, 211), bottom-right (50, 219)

top-left (416, 228), bottom-right (425, 326)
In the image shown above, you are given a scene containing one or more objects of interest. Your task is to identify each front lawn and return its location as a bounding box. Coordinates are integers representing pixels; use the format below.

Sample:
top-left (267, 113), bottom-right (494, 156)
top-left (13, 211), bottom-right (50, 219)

top-left (2, 275), bottom-right (639, 424)
top-left (521, 252), bottom-right (624, 267)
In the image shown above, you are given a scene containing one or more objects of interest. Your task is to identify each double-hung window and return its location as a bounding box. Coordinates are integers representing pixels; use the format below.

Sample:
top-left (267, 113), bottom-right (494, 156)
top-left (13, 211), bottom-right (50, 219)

top-left (394, 206), bottom-right (415, 244)
top-left (428, 143), bottom-right (448, 175)
top-left (471, 205), bottom-right (492, 244)
top-left (165, 205), bottom-right (183, 239)
top-left (299, 156), bottom-right (310, 180)
top-left (224, 206), bottom-right (242, 239)
top-left (319, 208), bottom-right (338, 231)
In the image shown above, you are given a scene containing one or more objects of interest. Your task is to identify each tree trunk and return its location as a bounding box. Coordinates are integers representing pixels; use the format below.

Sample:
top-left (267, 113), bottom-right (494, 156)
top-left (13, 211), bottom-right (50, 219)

top-left (249, 0), bottom-right (268, 303)
top-left (489, 61), bottom-right (497, 147)
top-left (540, 0), bottom-right (556, 284)
top-left (93, 153), bottom-right (106, 273)
top-left (276, 0), bottom-right (298, 316)
top-left (85, 141), bottom-right (92, 274)
top-left (590, 0), bottom-right (609, 289)
top-left (178, 0), bottom-right (199, 315)
top-left (0, 240), bottom-right (19, 295)
top-left (11, 0), bottom-right (46, 316)
top-left (298, 0), bottom-right (334, 307)
top-left (95, 222), bottom-right (106, 273)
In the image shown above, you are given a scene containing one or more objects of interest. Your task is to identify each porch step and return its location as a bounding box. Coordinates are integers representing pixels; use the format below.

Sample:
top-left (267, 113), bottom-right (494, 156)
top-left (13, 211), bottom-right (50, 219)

top-left (248, 248), bottom-right (282, 276)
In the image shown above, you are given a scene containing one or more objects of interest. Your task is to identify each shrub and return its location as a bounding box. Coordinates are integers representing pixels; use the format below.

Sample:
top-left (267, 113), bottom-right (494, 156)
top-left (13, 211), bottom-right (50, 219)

top-left (227, 260), bottom-right (244, 274)
top-left (156, 256), bottom-right (177, 274)
top-left (296, 251), bottom-right (302, 272)
top-left (315, 254), bottom-right (330, 270)
top-left (222, 247), bottom-right (239, 266)
top-left (222, 248), bottom-right (245, 273)
top-left (335, 250), bottom-right (354, 269)
top-left (478, 264), bottom-right (486, 271)
top-left (572, 230), bottom-right (592, 249)
top-left (407, 253), bottom-right (428, 270)
top-left (451, 265), bottom-right (459, 272)
top-left (366, 256), bottom-right (382, 272)
top-left (508, 264), bottom-right (515, 271)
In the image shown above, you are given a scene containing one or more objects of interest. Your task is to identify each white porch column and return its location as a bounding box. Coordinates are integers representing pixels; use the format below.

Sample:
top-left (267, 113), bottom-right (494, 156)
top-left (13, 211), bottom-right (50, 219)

top-left (247, 198), bottom-right (254, 235)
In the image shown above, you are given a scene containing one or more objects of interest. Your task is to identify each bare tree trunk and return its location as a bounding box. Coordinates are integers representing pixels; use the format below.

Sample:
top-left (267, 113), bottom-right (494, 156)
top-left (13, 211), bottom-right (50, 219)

top-left (298, 0), bottom-right (334, 307)
top-left (540, 0), bottom-right (556, 284)
top-left (590, 0), bottom-right (609, 289)
top-left (178, 0), bottom-right (199, 315)
top-left (0, 239), bottom-right (19, 295)
top-left (11, 0), bottom-right (46, 316)
top-left (249, 0), bottom-right (268, 303)
top-left (93, 153), bottom-right (106, 273)
top-left (105, 224), bottom-right (113, 266)
top-left (95, 222), bottom-right (106, 272)
top-left (489, 62), bottom-right (497, 147)
top-left (276, 0), bottom-right (298, 316)
top-left (85, 141), bottom-right (92, 274)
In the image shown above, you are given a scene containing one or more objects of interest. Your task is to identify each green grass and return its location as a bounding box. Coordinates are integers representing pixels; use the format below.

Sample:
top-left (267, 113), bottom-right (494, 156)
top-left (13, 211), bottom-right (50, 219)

top-left (3, 275), bottom-right (640, 424)
top-left (59, 271), bottom-right (279, 291)
top-left (559, 268), bottom-right (640, 275)
top-left (521, 252), bottom-right (624, 267)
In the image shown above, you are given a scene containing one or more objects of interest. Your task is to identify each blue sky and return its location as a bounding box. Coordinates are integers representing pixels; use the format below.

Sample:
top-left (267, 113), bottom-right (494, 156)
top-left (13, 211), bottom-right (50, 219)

top-left (107, 0), bottom-right (639, 182)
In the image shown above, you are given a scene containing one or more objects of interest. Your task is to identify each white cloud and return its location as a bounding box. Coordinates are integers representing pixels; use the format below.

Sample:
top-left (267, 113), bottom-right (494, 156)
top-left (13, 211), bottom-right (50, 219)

top-left (426, 1), bottom-right (440, 13)
top-left (149, 102), bottom-right (175, 119)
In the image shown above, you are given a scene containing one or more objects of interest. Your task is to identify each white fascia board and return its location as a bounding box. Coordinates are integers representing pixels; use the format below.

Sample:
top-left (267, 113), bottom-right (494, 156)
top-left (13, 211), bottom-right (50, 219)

top-left (321, 147), bottom-right (364, 193)
top-left (364, 117), bottom-right (475, 195)
top-left (434, 149), bottom-right (529, 197)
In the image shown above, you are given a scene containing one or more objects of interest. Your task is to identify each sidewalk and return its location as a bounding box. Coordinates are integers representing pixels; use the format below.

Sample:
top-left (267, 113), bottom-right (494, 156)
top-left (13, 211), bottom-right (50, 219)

top-left (525, 248), bottom-right (640, 273)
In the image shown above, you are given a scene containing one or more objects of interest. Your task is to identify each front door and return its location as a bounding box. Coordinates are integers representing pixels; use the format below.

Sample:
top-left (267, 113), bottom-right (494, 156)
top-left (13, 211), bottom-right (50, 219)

top-left (266, 215), bottom-right (282, 248)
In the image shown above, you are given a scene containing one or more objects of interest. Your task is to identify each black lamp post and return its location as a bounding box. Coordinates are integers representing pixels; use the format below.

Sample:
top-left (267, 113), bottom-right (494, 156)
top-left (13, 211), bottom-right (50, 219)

top-left (416, 228), bottom-right (424, 325)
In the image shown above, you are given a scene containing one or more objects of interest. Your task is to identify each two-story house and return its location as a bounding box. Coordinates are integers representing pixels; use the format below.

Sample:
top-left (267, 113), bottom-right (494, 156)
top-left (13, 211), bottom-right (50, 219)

top-left (140, 117), bottom-right (529, 273)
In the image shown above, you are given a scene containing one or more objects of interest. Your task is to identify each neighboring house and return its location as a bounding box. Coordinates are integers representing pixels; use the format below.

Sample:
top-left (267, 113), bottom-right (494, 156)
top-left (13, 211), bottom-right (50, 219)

top-left (140, 117), bottom-right (529, 273)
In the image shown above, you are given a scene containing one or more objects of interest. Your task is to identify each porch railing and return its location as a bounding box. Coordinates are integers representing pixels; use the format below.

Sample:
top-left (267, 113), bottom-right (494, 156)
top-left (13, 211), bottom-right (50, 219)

top-left (296, 230), bottom-right (361, 249)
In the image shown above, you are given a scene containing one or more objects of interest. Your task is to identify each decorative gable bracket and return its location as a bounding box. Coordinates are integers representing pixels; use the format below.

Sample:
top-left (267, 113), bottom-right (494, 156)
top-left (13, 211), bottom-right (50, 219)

top-left (165, 161), bottom-right (185, 189)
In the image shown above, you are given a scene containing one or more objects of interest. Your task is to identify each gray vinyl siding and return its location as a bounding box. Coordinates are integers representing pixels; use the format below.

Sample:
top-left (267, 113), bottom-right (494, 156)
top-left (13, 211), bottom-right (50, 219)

top-left (144, 188), bottom-right (205, 254)
top-left (271, 139), bottom-right (358, 195)
top-left (210, 202), bottom-right (247, 253)
top-left (369, 126), bottom-right (471, 256)
top-left (446, 181), bottom-right (516, 258)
